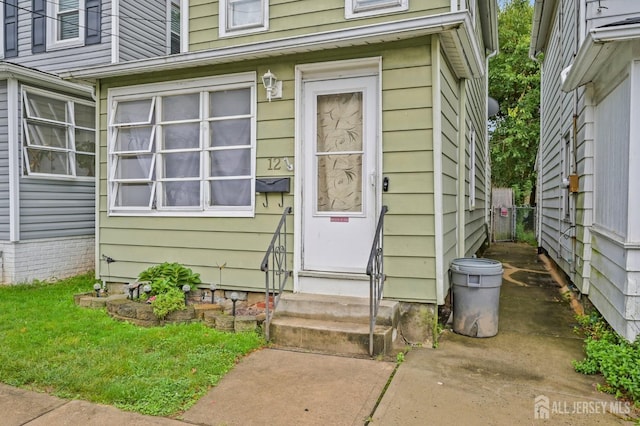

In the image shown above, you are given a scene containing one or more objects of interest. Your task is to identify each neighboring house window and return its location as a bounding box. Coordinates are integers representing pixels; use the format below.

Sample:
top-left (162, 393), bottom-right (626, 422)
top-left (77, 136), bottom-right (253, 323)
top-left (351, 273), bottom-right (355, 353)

top-left (169, 0), bottom-right (181, 54)
top-left (108, 75), bottom-right (256, 216)
top-left (3, 0), bottom-right (18, 58)
top-left (46, 0), bottom-right (102, 50)
top-left (22, 87), bottom-right (96, 180)
top-left (345, 0), bottom-right (408, 19)
top-left (219, 0), bottom-right (268, 37)
top-left (469, 127), bottom-right (476, 209)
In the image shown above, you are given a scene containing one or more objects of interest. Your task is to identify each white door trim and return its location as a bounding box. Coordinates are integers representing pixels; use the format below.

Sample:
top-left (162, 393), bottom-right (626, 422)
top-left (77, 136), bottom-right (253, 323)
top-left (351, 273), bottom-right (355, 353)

top-left (294, 57), bottom-right (382, 294)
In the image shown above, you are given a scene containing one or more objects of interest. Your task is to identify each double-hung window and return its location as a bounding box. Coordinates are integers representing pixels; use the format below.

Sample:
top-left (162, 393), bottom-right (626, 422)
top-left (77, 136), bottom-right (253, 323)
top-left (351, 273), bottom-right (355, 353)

top-left (22, 87), bottom-right (96, 179)
top-left (108, 74), bottom-right (256, 216)
top-left (219, 0), bottom-right (268, 37)
top-left (47, 0), bottom-right (85, 49)
top-left (345, 0), bottom-right (408, 19)
top-left (169, 0), bottom-right (181, 54)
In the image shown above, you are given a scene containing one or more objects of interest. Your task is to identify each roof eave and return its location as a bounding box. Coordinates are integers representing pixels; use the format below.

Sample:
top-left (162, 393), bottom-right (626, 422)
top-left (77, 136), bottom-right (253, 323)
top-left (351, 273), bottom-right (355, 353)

top-left (530, 0), bottom-right (559, 59)
top-left (478, 0), bottom-right (499, 53)
top-left (61, 11), bottom-right (483, 81)
top-left (0, 62), bottom-right (94, 97)
top-left (561, 24), bottom-right (640, 91)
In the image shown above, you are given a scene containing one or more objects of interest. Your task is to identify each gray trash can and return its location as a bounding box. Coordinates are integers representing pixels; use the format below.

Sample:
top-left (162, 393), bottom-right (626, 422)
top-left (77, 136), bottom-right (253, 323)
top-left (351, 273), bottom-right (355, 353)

top-left (450, 258), bottom-right (503, 337)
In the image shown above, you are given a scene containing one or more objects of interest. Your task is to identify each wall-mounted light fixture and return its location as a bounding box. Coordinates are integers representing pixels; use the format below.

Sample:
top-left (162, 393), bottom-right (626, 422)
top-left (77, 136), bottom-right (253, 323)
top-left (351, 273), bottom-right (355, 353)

top-left (261, 70), bottom-right (282, 102)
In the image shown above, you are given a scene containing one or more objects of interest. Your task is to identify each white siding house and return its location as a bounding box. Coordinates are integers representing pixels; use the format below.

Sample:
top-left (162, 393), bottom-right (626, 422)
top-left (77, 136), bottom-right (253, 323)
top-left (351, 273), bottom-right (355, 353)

top-left (0, 1), bottom-right (184, 283)
top-left (531, 0), bottom-right (640, 341)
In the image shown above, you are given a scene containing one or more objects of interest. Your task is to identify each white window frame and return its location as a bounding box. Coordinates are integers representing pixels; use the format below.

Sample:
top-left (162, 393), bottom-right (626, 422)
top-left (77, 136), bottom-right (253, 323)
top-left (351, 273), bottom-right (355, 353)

top-left (167, 0), bottom-right (184, 54)
top-left (107, 73), bottom-right (257, 217)
top-left (469, 127), bottom-right (476, 210)
top-left (219, 0), bottom-right (269, 38)
top-left (47, 0), bottom-right (86, 50)
top-left (0, 3), bottom-right (4, 58)
top-left (21, 86), bottom-right (96, 181)
top-left (345, 0), bottom-right (408, 19)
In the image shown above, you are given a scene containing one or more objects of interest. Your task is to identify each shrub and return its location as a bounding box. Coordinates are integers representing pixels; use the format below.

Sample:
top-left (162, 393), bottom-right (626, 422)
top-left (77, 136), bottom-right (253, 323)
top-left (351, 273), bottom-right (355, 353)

top-left (573, 311), bottom-right (640, 404)
top-left (137, 263), bottom-right (202, 319)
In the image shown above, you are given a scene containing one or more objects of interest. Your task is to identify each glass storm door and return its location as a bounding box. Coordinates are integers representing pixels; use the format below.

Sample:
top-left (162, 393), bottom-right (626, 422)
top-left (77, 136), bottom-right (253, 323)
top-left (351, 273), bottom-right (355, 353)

top-left (300, 75), bottom-right (378, 296)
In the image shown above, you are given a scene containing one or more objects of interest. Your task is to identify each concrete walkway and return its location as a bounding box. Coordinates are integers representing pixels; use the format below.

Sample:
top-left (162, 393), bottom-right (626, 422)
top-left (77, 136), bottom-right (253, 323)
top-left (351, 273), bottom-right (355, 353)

top-left (2, 243), bottom-right (637, 425)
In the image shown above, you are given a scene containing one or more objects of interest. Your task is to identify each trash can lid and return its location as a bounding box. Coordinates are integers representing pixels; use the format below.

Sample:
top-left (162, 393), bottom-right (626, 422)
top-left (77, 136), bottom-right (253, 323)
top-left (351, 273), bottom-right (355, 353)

top-left (450, 258), bottom-right (503, 274)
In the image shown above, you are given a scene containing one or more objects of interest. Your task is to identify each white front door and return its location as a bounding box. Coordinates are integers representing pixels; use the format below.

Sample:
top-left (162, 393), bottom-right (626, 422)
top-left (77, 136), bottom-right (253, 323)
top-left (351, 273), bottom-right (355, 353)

top-left (299, 75), bottom-right (379, 297)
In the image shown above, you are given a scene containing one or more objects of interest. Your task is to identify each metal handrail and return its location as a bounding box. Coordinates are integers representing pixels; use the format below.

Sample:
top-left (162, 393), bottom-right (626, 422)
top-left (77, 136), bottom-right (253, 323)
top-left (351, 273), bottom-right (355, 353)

top-left (261, 206), bottom-right (292, 341)
top-left (366, 205), bottom-right (388, 356)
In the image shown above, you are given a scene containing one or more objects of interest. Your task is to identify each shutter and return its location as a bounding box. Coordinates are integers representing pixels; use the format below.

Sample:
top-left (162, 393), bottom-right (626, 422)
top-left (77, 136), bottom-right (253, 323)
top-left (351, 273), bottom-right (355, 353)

top-left (4, 0), bottom-right (18, 58)
top-left (85, 0), bottom-right (101, 45)
top-left (32, 0), bottom-right (46, 53)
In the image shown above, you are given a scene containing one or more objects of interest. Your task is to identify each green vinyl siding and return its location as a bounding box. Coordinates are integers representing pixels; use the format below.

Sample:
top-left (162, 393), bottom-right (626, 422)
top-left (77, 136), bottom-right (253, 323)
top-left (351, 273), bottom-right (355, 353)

top-left (97, 39), bottom-right (439, 302)
top-left (189, 0), bottom-right (450, 52)
top-left (464, 74), bottom-right (489, 255)
top-left (380, 41), bottom-right (436, 302)
top-left (440, 47), bottom-right (461, 290)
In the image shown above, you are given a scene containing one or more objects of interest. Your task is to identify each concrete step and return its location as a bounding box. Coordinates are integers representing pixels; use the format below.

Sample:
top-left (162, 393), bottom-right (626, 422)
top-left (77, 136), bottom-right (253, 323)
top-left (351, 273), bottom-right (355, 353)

top-left (269, 316), bottom-right (394, 357)
top-left (269, 293), bottom-right (399, 356)
top-left (275, 293), bottom-right (399, 327)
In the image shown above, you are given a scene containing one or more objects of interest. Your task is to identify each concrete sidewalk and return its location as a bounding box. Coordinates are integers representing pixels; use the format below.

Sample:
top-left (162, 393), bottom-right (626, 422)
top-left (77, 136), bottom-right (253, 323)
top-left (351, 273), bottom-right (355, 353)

top-left (372, 243), bottom-right (636, 425)
top-left (2, 242), bottom-right (637, 425)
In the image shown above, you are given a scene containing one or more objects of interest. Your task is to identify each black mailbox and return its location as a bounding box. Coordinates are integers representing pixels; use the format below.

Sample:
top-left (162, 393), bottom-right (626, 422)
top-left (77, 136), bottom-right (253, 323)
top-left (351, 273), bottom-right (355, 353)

top-left (256, 177), bottom-right (290, 193)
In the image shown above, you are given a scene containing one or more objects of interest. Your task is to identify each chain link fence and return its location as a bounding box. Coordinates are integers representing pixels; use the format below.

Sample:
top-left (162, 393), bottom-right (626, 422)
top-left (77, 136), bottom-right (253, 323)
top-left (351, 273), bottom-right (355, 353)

top-left (492, 206), bottom-right (536, 244)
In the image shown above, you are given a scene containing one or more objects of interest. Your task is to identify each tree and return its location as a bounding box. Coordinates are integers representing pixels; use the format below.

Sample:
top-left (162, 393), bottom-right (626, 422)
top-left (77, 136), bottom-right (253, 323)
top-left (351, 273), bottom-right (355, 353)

top-left (489, 0), bottom-right (540, 204)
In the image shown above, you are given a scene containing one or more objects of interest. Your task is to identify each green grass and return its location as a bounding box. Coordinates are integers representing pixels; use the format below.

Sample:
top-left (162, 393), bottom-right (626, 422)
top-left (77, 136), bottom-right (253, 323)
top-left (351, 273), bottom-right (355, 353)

top-left (0, 273), bottom-right (264, 417)
top-left (573, 311), bottom-right (640, 407)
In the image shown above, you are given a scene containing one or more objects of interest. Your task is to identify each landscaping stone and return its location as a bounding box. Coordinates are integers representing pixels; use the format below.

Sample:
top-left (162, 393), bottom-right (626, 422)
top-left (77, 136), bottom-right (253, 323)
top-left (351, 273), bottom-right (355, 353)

top-left (106, 298), bottom-right (128, 315)
top-left (203, 311), bottom-right (219, 327)
top-left (75, 291), bottom-right (265, 333)
top-left (234, 316), bottom-right (257, 333)
top-left (215, 315), bottom-right (235, 332)
top-left (136, 304), bottom-right (156, 321)
top-left (116, 302), bottom-right (137, 319)
top-left (194, 303), bottom-right (222, 320)
top-left (164, 306), bottom-right (196, 323)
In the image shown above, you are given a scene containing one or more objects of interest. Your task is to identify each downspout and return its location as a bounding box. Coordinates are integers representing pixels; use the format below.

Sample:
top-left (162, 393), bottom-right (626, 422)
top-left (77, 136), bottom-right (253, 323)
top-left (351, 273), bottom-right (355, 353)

top-left (457, 79), bottom-right (467, 258)
top-left (432, 37), bottom-right (445, 306)
top-left (94, 82), bottom-right (100, 282)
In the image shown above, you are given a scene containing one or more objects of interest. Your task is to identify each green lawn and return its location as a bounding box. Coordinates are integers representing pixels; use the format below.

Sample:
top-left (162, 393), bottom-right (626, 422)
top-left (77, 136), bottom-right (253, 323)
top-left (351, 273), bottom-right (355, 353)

top-left (0, 273), bottom-right (264, 417)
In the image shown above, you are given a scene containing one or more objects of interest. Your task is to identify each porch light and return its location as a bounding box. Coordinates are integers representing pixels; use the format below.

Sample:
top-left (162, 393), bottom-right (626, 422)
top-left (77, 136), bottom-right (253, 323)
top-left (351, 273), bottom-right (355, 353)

top-left (261, 70), bottom-right (282, 102)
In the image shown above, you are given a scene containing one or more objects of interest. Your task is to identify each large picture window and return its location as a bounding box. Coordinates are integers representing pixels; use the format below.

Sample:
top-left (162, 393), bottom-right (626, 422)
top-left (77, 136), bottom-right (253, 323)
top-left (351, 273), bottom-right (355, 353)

top-left (219, 0), bottom-right (268, 37)
top-left (108, 75), bottom-right (256, 216)
top-left (22, 88), bottom-right (95, 179)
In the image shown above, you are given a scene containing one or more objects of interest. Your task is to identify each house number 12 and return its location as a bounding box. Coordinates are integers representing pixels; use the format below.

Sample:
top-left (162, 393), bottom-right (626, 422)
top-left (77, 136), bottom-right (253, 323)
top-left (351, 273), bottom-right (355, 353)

top-left (268, 158), bottom-right (282, 170)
